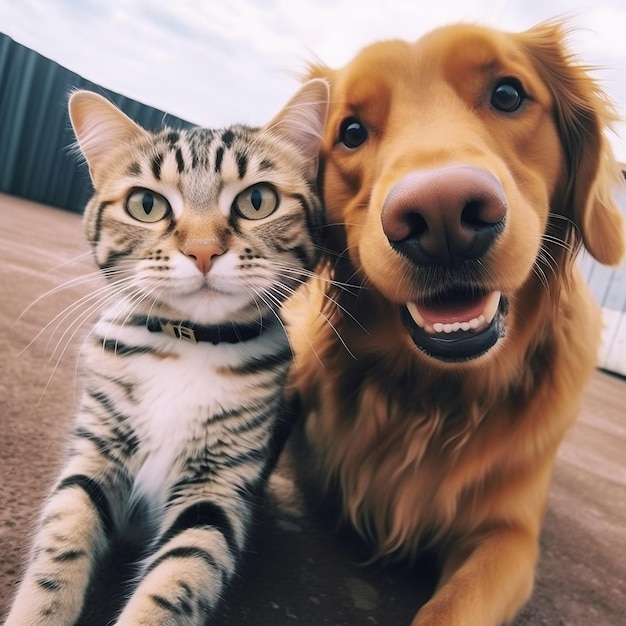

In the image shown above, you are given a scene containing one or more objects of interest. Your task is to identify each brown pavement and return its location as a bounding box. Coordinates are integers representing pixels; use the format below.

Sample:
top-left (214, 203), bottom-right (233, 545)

top-left (1, 193), bottom-right (625, 625)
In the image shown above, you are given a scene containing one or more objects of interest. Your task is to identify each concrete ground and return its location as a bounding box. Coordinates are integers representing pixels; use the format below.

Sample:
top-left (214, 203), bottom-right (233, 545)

top-left (1, 193), bottom-right (625, 625)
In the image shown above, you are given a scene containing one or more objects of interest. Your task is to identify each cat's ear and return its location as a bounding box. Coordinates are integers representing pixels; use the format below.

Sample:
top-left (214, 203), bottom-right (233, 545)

top-left (264, 78), bottom-right (329, 179)
top-left (69, 90), bottom-right (148, 185)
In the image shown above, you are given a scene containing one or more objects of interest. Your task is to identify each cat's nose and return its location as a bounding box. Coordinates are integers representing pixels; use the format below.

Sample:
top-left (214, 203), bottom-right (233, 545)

top-left (182, 243), bottom-right (225, 274)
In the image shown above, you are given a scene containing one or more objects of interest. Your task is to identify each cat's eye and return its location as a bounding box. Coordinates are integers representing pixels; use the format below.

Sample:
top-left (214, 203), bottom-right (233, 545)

top-left (126, 189), bottom-right (171, 223)
top-left (338, 117), bottom-right (368, 149)
top-left (232, 184), bottom-right (279, 220)
top-left (490, 78), bottom-right (526, 113)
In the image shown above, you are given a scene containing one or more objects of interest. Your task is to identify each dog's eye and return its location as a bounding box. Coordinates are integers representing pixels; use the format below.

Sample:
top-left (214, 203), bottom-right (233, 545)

top-left (491, 79), bottom-right (525, 113)
top-left (339, 117), bottom-right (368, 148)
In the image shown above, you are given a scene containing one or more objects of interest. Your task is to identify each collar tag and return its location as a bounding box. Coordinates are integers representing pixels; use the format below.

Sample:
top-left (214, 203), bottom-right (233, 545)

top-left (159, 319), bottom-right (198, 344)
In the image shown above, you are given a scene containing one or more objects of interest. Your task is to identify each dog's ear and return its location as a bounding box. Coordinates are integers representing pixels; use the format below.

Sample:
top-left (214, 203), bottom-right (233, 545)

top-left (573, 146), bottom-right (625, 266)
top-left (522, 21), bottom-right (625, 267)
top-left (562, 95), bottom-right (625, 267)
top-left (305, 60), bottom-right (334, 82)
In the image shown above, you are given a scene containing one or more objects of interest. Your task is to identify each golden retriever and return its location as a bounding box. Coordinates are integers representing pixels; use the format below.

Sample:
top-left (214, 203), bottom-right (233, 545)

top-left (287, 21), bottom-right (626, 625)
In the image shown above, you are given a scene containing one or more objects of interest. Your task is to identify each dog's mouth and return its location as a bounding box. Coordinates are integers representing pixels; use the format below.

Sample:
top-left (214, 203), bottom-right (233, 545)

top-left (401, 290), bottom-right (508, 362)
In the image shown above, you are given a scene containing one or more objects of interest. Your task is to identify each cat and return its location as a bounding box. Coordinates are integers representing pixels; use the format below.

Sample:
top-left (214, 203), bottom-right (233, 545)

top-left (4, 78), bottom-right (329, 626)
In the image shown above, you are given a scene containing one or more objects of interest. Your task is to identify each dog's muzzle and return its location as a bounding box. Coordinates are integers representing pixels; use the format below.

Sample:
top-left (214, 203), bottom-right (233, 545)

top-left (382, 165), bottom-right (509, 361)
top-left (400, 294), bottom-right (508, 361)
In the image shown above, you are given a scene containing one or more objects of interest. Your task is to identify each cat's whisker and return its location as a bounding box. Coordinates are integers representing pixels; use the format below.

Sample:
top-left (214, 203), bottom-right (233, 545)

top-left (271, 261), bottom-right (363, 295)
top-left (18, 276), bottom-right (136, 357)
top-left (36, 289), bottom-right (132, 402)
top-left (316, 220), bottom-right (364, 230)
top-left (17, 269), bottom-right (117, 322)
top-left (47, 282), bottom-right (139, 364)
top-left (96, 285), bottom-right (162, 357)
top-left (264, 282), bottom-right (338, 367)
top-left (145, 287), bottom-right (166, 320)
top-left (267, 281), bottom-right (358, 360)
top-left (45, 276), bottom-right (136, 334)
top-left (250, 259), bottom-right (350, 295)
top-left (117, 284), bottom-right (165, 334)
top-left (278, 275), bottom-right (366, 332)
top-left (253, 264), bottom-right (366, 333)
top-left (41, 249), bottom-right (94, 276)
top-left (248, 288), bottom-right (292, 350)
top-left (56, 282), bottom-right (156, 401)
top-left (62, 284), bottom-right (161, 397)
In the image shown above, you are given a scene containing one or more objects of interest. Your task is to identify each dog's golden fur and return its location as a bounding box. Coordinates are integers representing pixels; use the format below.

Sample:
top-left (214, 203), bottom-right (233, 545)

top-left (287, 21), bottom-right (625, 625)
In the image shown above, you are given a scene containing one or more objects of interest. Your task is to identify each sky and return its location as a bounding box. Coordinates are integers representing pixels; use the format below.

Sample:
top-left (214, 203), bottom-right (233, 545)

top-left (2, 0), bottom-right (626, 160)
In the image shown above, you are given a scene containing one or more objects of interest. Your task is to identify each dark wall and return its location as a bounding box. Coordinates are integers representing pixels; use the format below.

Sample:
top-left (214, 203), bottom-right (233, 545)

top-left (0, 33), bottom-right (194, 213)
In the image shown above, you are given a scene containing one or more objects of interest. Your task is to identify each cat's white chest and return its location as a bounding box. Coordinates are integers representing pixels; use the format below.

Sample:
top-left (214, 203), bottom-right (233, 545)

top-left (92, 325), bottom-right (254, 504)
top-left (132, 350), bottom-right (217, 497)
top-left (87, 317), bottom-right (287, 509)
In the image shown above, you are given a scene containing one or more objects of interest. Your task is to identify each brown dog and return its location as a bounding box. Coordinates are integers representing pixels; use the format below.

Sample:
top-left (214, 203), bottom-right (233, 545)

top-left (287, 21), bottom-right (625, 625)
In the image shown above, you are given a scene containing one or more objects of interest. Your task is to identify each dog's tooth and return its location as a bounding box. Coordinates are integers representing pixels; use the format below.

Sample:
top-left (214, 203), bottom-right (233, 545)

top-left (411, 292), bottom-right (500, 336)
top-left (483, 291), bottom-right (501, 324)
top-left (406, 302), bottom-right (425, 328)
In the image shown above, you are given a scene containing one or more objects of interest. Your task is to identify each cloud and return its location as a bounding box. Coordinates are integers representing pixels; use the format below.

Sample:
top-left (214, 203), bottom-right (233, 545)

top-left (1, 0), bottom-right (625, 158)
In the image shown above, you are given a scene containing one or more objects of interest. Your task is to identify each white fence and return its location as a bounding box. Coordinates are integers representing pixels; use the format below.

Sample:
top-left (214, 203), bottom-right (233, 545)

top-left (580, 182), bottom-right (626, 376)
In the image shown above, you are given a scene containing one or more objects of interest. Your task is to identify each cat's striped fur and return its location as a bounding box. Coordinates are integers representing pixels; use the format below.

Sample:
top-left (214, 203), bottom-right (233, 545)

top-left (5, 79), bottom-right (328, 626)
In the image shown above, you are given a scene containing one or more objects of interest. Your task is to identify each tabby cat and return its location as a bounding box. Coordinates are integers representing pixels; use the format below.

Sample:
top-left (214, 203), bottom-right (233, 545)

top-left (5, 79), bottom-right (328, 625)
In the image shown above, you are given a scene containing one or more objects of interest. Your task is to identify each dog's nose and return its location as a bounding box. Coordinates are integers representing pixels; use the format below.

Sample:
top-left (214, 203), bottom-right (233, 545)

top-left (381, 165), bottom-right (507, 267)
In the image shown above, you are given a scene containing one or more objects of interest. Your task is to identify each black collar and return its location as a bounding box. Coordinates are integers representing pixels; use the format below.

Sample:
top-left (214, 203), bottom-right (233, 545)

top-left (131, 315), bottom-right (275, 345)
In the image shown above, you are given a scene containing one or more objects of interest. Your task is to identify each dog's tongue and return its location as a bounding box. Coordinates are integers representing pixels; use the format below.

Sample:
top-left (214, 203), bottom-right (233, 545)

top-left (402, 291), bottom-right (505, 361)
top-left (418, 297), bottom-right (487, 324)
top-left (406, 291), bottom-right (501, 335)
